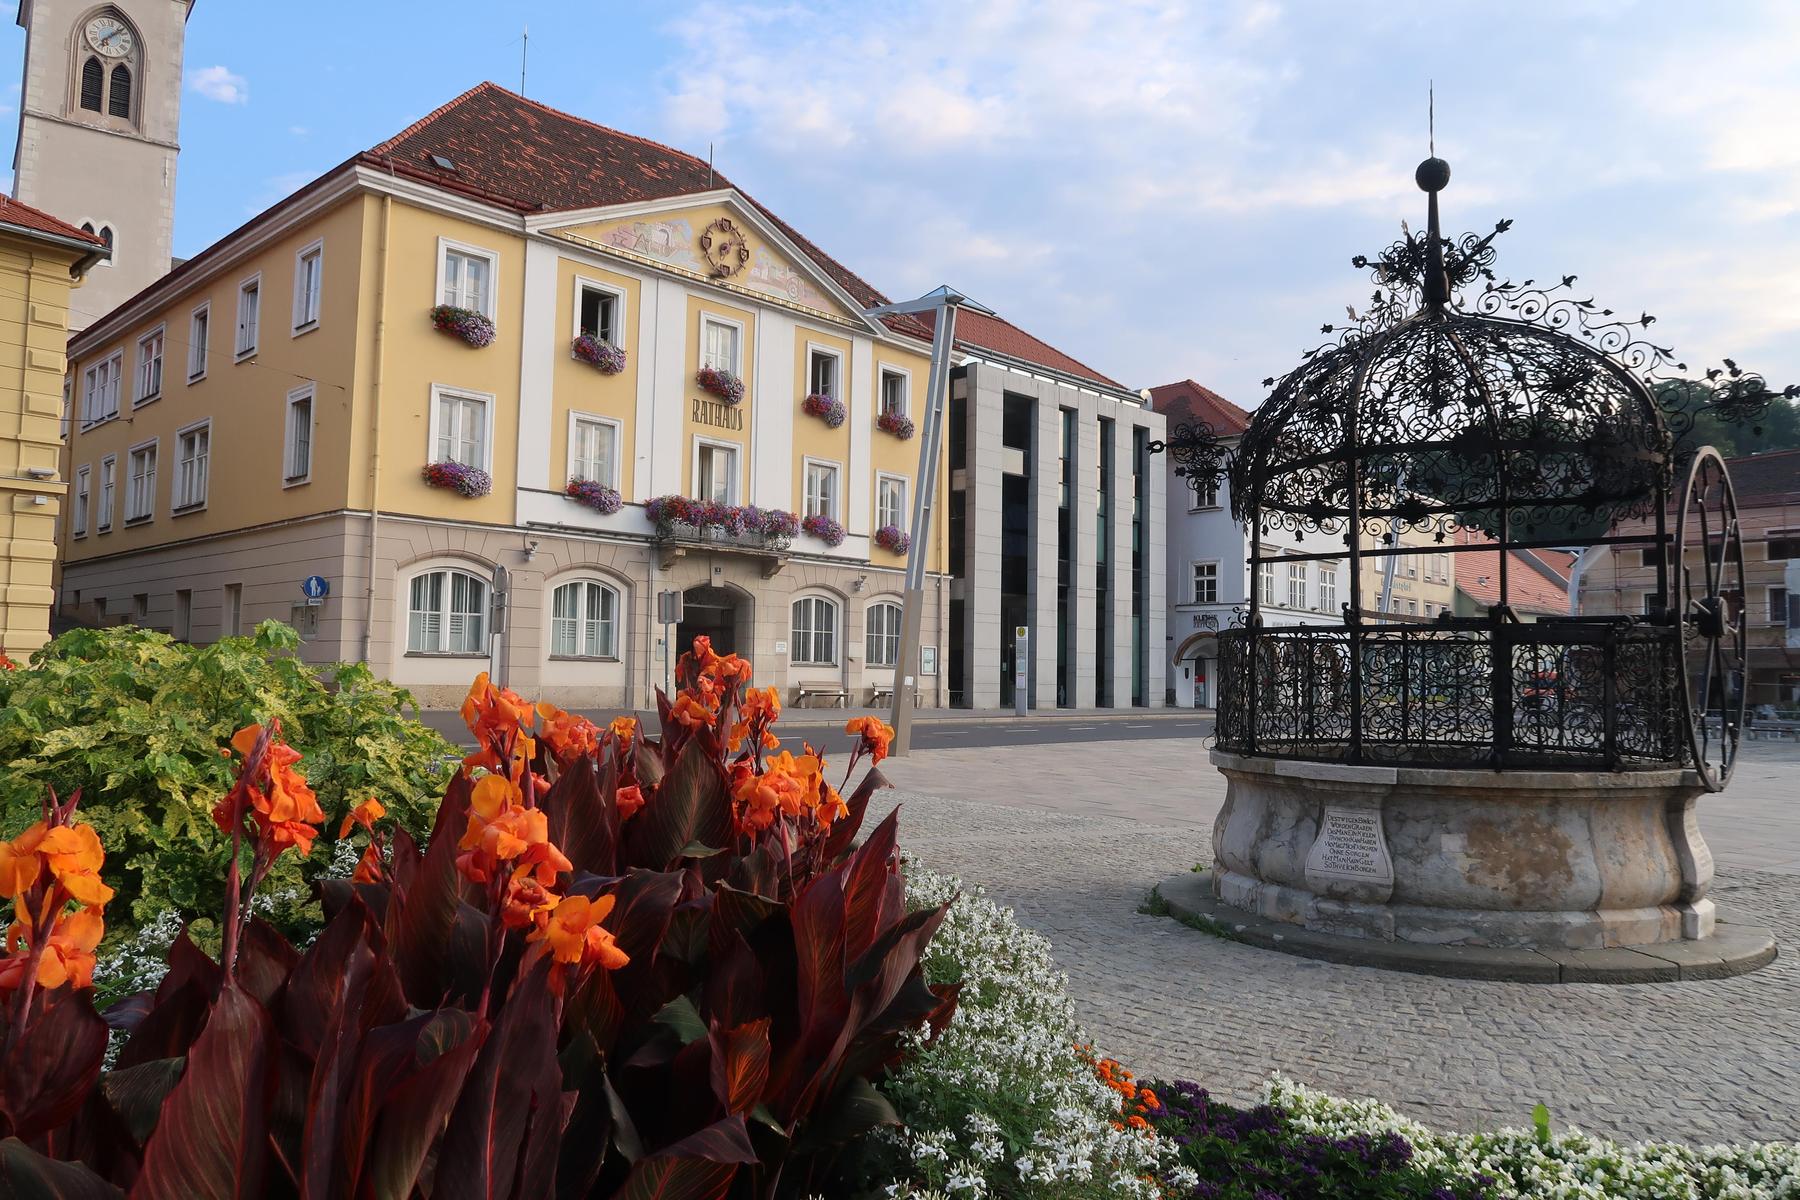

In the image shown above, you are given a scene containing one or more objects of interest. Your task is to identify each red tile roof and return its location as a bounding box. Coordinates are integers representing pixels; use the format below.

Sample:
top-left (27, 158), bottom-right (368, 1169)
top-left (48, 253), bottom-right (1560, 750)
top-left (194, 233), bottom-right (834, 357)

top-left (0, 195), bottom-right (107, 249)
top-left (1453, 528), bottom-right (1573, 615)
top-left (1725, 446), bottom-right (1800, 505)
top-left (1146, 379), bottom-right (1253, 434)
top-left (904, 308), bottom-right (1124, 390)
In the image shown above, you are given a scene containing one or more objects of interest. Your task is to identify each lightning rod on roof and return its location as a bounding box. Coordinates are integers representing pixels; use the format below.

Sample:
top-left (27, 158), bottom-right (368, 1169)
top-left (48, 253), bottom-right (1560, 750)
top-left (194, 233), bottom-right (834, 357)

top-left (708, 143), bottom-right (714, 188)
top-left (520, 25), bottom-right (529, 95)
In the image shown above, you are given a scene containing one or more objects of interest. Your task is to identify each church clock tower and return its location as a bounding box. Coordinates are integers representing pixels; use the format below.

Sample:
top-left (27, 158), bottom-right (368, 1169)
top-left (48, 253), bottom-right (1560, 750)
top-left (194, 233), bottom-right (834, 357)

top-left (12, 1), bottom-right (192, 329)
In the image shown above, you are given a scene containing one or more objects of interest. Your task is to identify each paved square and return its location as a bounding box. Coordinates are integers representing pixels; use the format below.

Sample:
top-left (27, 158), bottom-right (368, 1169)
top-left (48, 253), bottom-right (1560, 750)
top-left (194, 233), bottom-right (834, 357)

top-left (873, 736), bottom-right (1800, 1145)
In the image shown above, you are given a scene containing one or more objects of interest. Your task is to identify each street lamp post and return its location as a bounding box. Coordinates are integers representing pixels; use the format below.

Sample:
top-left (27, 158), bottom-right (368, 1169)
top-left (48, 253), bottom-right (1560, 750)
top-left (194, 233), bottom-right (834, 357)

top-left (862, 286), bottom-right (993, 756)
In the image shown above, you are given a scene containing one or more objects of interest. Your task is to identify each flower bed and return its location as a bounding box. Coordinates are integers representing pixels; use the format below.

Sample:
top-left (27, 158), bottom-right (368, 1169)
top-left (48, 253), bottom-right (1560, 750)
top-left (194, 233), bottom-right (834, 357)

top-left (420, 460), bottom-right (493, 497)
top-left (875, 523), bottom-right (911, 554)
top-left (564, 477), bottom-right (623, 514)
top-left (643, 494), bottom-right (798, 544)
top-left (571, 333), bottom-right (627, 373)
top-left (878, 410), bottom-right (916, 439)
top-left (696, 364), bottom-right (745, 403)
top-left (801, 392), bottom-right (847, 428)
top-left (802, 512), bottom-right (846, 546)
top-left (429, 303), bottom-right (496, 348)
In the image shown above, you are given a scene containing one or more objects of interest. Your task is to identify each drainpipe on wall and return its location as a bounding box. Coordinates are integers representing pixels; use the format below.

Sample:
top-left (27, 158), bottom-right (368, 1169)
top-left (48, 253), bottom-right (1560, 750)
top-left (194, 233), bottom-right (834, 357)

top-left (360, 196), bottom-right (392, 664)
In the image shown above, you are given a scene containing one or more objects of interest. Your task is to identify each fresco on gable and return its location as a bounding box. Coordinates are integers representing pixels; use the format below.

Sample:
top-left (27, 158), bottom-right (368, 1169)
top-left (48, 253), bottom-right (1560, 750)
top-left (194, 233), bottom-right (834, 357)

top-left (594, 216), bottom-right (838, 314)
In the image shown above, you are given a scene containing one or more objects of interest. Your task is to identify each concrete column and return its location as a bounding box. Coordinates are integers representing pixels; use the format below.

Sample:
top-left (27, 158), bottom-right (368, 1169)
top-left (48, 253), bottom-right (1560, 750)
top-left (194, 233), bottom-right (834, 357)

top-left (1071, 397), bottom-right (1099, 708)
top-left (963, 366), bottom-right (1005, 709)
top-left (1031, 391), bottom-right (1061, 707)
top-left (1110, 418), bottom-right (1135, 709)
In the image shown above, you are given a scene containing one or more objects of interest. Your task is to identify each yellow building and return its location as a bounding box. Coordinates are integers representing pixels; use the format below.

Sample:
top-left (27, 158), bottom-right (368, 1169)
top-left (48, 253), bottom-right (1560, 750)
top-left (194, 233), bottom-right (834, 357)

top-left (1360, 530), bottom-right (1457, 620)
top-left (58, 83), bottom-right (951, 707)
top-left (0, 197), bottom-right (105, 651)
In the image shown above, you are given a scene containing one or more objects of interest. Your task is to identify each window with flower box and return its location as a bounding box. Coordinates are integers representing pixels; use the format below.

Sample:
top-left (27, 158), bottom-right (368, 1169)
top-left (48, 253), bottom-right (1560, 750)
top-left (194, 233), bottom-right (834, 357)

top-left (439, 241), bottom-right (496, 317)
top-left (577, 281), bottom-right (621, 345)
top-left (808, 348), bottom-right (839, 398)
top-left (804, 460), bottom-right (840, 521)
top-left (431, 385), bottom-right (492, 471)
top-left (695, 440), bottom-right (738, 504)
top-left (701, 316), bottom-right (741, 375)
top-left (879, 368), bottom-right (908, 418)
top-left (876, 474), bottom-right (907, 530)
top-left (569, 414), bottom-right (619, 488)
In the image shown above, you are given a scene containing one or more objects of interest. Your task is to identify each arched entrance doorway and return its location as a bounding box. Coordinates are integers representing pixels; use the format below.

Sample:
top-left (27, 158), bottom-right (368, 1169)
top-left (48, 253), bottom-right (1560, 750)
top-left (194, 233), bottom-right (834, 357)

top-left (677, 584), bottom-right (751, 658)
top-left (1172, 631), bottom-right (1217, 709)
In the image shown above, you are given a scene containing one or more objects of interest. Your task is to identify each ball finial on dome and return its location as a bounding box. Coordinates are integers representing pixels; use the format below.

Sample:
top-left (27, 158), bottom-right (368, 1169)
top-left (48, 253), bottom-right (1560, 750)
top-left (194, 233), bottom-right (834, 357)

top-left (1415, 157), bottom-right (1451, 193)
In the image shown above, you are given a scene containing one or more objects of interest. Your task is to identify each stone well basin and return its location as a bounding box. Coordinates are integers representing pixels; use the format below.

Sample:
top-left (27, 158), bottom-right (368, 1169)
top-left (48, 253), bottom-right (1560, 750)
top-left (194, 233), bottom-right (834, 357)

top-left (1209, 749), bottom-right (1715, 951)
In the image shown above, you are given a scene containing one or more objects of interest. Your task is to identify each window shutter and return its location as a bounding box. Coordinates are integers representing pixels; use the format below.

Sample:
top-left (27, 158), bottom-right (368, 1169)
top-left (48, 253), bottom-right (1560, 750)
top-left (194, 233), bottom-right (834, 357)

top-left (108, 64), bottom-right (131, 118)
top-left (80, 58), bottom-right (103, 111)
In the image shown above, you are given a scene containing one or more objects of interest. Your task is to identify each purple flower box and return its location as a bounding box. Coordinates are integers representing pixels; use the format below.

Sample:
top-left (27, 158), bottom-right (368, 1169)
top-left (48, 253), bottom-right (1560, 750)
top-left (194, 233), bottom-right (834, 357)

top-left (696, 365), bottom-right (745, 404)
top-left (430, 304), bottom-right (496, 349)
top-left (644, 496), bottom-right (798, 547)
top-left (874, 524), bottom-right (911, 554)
top-left (571, 335), bottom-right (627, 374)
top-left (421, 461), bottom-right (493, 498)
top-left (876, 411), bottom-right (915, 440)
top-left (801, 513), bottom-right (846, 547)
top-left (801, 392), bottom-right (846, 428)
top-left (565, 478), bottom-right (623, 514)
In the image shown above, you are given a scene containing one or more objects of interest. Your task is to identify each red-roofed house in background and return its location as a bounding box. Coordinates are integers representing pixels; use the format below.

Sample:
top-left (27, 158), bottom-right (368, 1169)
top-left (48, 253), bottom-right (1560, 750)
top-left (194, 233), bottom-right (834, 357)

top-left (54, 82), bottom-right (1161, 710)
top-left (1578, 447), bottom-right (1800, 712)
top-left (1450, 528), bottom-right (1575, 620)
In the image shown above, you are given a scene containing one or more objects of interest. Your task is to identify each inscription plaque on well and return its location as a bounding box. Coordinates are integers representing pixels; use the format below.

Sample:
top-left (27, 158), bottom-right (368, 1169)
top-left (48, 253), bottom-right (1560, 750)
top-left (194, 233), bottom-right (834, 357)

top-left (1307, 805), bottom-right (1393, 885)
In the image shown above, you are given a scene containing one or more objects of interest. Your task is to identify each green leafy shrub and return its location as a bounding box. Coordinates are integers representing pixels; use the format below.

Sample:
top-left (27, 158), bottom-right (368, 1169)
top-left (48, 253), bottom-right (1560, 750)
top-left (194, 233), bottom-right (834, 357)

top-left (0, 621), bottom-right (453, 940)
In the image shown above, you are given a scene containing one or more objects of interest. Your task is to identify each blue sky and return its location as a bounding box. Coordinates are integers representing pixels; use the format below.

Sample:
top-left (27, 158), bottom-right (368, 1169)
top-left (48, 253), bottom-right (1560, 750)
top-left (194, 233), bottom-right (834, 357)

top-left (6, 1), bottom-right (1798, 409)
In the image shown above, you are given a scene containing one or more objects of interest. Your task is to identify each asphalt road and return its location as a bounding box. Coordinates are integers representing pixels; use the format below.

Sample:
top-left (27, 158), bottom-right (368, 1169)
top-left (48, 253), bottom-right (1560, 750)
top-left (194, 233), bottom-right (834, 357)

top-left (417, 708), bottom-right (1215, 751)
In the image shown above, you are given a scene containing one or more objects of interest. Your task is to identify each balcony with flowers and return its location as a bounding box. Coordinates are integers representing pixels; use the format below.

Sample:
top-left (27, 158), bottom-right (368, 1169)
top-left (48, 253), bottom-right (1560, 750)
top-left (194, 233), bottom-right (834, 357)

top-left (644, 494), bottom-right (800, 575)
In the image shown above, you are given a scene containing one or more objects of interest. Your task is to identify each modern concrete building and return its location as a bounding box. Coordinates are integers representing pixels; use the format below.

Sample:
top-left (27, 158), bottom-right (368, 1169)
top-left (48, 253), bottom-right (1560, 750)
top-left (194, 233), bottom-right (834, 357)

top-left (939, 317), bottom-right (1165, 710)
top-left (11, 0), bottom-right (191, 329)
top-left (0, 196), bottom-right (105, 650)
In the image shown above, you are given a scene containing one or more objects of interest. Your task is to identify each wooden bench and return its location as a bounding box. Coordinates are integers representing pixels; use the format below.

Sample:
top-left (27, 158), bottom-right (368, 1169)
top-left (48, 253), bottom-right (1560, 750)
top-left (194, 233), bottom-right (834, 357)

top-left (868, 687), bottom-right (921, 708)
top-left (794, 682), bottom-right (850, 708)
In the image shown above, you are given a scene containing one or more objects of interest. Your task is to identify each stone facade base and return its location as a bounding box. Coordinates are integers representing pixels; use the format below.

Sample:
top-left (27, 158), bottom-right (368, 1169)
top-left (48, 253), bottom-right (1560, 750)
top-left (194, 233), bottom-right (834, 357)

top-left (1209, 749), bottom-right (1728, 952)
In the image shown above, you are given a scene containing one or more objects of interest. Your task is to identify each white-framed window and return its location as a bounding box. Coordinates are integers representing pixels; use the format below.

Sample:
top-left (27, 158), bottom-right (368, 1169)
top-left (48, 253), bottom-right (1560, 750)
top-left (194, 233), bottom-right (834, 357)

top-left (550, 579), bottom-right (620, 659)
top-left (879, 367), bottom-right (909, 418)
top-left (1319, 565), bottom-right (1338, 613)
top-left (803, 459), bottom-right (840, 520)
top-left (1769, 586), bottom-right (1789, 626)
top-left (569, 413), bottom-right (620, 487)
top-left (97, 455), bottom-right (115, 531)
top-left (284, 385), bottom-right (314, 484)
top-left (429, 385), bottom-right (493, 470)
top-left (700, 315), bottom-right (742, 374)
top-left (81, 350), bottom-right (122, 425)
top-left (407, 568), bottom-right (489, 654)
top-left (173, 421), bottom-right (209, 512)
top-left (1192, 561), bottom-right (1218, 605)
top-left (188, 303), bottom-right (210, 381)
top-left (124, 439), bottom-right (157, 523)
top-left (1405, 599), bottom-right (1418, 616)
top-left (134, 326), bottom-right (163, 403)
top-left (235, 274), bottom-right (260, 357)
top-left (72, 465), bottom-right (90, 537)
top-left (1189, 479), bottom-right (1220, 510)
top-left (1286, 561), bottom-right (1306, 610)
top-left (791, 596), bottom-right (838, 666)
top-left (293, 239), bottom-right (323, 331)
top-left (1433, 553), bottom-right (1451, 583)
top-left (575, 278), bottom-right (623, 345)
top-left (876, 473), bottom-right (907, 530)
top-left (694, 438), bottom-right (738, 504)
top-left (1641, 591), bottom-right (1666, 615)
top-left (807, 346), bottom-right (840, 397)
top-left (866, 600), bottom-right (902, 667)
top-left (1258, 560), bottom-right (1276, 606)
top-left (438, 239), bottom-right (497, 317)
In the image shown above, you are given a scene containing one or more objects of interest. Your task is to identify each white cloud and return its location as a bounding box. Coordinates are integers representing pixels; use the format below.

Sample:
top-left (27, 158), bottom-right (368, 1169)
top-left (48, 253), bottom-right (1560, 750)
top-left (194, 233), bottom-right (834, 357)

top-left (188, 66), bottom-right (248, 105)
top-left (288, 125), bottom-right (309, 138)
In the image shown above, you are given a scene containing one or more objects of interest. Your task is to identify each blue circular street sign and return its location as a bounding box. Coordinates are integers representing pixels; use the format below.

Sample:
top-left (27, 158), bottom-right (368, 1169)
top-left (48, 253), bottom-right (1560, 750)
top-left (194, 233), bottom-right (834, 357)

top-left (302, 575), bottom-right (330, 600)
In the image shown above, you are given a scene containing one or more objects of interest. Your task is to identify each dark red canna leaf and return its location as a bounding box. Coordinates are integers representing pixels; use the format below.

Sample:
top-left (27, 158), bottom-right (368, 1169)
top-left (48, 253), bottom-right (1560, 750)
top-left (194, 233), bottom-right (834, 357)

top-left (283, 896), bottom-right (381, 1061)
top-left (707, 1019), bottom-right (769, 1116)
top-left (0, 1136), bottom-right (123, 1199)
top-left (623, 738), bottom-right (731, 872)
top-left (98, 1056), bottom-right (186, 1147)
top-left (114, 978), bottom-right (211, 1071)
top-left (99, 990), bottom-right (153, 1036)
top-left (840, 808), bottom-right (901, 962)
top-left (233, 918), bottom-right (300, 1010)
top-left (0, 985), bottom-right (109, 1141)
top-left (388, 772), bottom-right (474, 1008)
top-left (821, 766), bottom-right (891, 863)
top-left (132, 980), bottom-right (277, 1200)
top-left (542, 752), bottom-right (617, 877)
top-left (361, 1014), bottom-right (488, 1200)
top-left (607, 1115), bottom-right (756, 1200)
top-left (155, 930), bottom-right (224, 1007)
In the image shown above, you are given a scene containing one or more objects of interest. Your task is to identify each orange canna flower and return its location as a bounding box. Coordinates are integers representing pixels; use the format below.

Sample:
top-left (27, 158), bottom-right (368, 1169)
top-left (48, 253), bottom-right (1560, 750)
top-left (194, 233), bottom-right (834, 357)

top-left (0, 904), bottom-right (104, 992)
top-left (0, 820), bottom-right (115, 908)
top-left (352, 841), bottom-right (384, 884)
top-left (462, 673), bottom-right (536, 745)
top-left (609, 715), bottom-right (638, 744)
top-left (529, 893), bottom-right (629, 969)
top-left (616, 783), bottom-right (645, 821)
top-left (845, 715), bottom-right (895, 765)
top-left (670, 692), bottom-right (717, 730)
top-left (222, 725), bottom-right (326, 861)
top-left (456, 773), bottom-right (573, 887)
top-left (538, 702), bottom-right (602, 761)
top-left (337, 796), bottom-right (386, 840)
top-left (499, 866), bottom-right (561, 931)
top-left (0, 822), bottom-right (50, 900)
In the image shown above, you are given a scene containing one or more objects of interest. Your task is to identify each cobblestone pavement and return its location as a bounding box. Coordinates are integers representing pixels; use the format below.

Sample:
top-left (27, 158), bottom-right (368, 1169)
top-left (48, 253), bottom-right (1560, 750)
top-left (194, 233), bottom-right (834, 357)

top-left (870, 739), bottom-right (1800, 1146)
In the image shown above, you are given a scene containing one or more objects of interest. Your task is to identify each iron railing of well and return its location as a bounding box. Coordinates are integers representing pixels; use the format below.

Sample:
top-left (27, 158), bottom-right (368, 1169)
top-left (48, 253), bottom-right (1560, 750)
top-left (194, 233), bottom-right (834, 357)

top-left (1215, 620), bottom-right (1686, 770)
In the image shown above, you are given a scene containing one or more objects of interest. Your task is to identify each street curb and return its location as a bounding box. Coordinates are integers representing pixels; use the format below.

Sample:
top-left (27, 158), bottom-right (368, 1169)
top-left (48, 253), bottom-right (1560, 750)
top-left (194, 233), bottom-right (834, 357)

top-left (1154, 871), bottom-right (1779, 984)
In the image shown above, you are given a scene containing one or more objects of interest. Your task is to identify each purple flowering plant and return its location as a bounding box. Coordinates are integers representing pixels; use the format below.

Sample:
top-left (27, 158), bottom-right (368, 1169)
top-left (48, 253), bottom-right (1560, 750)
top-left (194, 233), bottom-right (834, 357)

top-left (696, 365), bottom-right (745, 404)
top-left (801, 392), bottom-right (847, 428)
top-left (801, 513), bottom-right (846, 547)
top-left (564, 478), bottom-right (623, 514)
top-left (874, 524), bottom-right (911, 554)
top-left (876, 411), bottom-right (915, 440)
top-left (420, 461), bottom-right (493, 498)
top-left (571, 334), bottom-right (627, 374)
top-left (429, 304), bottom-right (496, 349)
top-left (644, 495), bottom-right (798, 545)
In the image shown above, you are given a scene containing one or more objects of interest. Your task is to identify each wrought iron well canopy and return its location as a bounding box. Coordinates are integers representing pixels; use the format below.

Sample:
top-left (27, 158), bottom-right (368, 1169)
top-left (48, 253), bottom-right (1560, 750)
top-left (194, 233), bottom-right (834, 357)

top-left (1163, 155), bottom-right (1796, 789)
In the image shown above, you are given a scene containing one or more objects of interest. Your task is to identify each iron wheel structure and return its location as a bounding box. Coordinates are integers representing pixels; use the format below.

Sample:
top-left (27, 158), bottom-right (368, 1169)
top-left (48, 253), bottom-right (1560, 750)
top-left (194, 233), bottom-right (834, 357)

top-left (1158, 155), bottom-right (1795, 788)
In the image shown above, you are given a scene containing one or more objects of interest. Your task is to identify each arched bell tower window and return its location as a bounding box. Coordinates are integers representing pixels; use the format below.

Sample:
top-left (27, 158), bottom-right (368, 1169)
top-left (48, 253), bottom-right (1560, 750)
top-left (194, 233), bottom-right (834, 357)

top-left (79, 56), bottom-right (103, 111)
top-left (107, 63), bottom-right (131, 118)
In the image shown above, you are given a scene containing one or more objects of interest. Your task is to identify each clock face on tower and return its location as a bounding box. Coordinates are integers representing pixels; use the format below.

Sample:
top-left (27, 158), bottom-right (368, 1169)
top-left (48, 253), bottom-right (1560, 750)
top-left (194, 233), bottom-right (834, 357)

top-left (697, 217), bottom-right (752, 280)
top-left (85, 15), bottom-right (136, 58)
